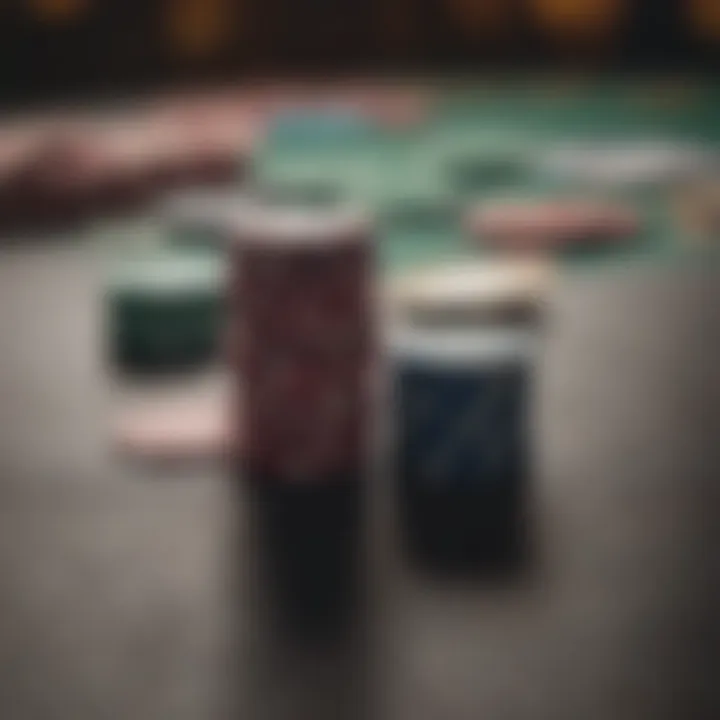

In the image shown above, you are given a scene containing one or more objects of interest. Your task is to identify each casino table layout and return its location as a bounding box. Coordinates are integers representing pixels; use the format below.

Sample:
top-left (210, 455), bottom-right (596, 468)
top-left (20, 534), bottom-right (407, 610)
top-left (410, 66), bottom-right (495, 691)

top-left (3, 78), bottom-right (720, 720)
top-left (248, 76), bottom-right (720, 274)
top-left (102, 76), bottom-right (720, 372)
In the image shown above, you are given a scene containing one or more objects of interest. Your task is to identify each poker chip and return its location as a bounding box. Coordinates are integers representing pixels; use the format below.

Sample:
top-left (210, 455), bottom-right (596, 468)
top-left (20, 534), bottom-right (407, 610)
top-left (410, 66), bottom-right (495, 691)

top-left (108, 253), bottom-right (226, 373)
top-left (0, 129), bottom-right (39, 232)
top-left (94, 125), bottom-right (167, 213)
top-left (538, 141), bottom-right (716, 188)
top-left (144, 126), bottom-right (199, 191)
top-left (388, 258), bottom-right (547, 566)
top-left (114, 391), bottom-right (229, 462)
top-left (387, 259), bottom-right (555, 328)
top-left (123, 99), bottom-right (256, 195)
top-left (391, 323), bottom-right (536, 567)
top-left (148, 122), bottom-right (244, 190)
top-left (132, 122), bottom-right (222, 194)
top-left (466, 198), bottom-right (639, 252)
top-left (391, 325), bottom-right (537, 366)
top-left (228, 201), bottom-right (375, 480)
top-left (4, 129), bottom-right (109, 229)
top-left (161, 190), bottom-right (250, 251)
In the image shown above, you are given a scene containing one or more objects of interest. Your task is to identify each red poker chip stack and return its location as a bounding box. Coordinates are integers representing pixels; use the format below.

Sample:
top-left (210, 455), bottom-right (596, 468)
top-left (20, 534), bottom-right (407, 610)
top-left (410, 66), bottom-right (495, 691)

top-left (0, 127), bottom-right (39, 233)
top-left (229, 205), bottom-right (375, 483)
top-left (91, 123), bottom-right (168, 214)
top-left (167, 118), bottom-right (249, 188)
top-left (146, 96), bottom-right (258, 189)
top-left (466, 198), bottom-right (639, 253)
top-left (2, 126), bottom-right (112, 231)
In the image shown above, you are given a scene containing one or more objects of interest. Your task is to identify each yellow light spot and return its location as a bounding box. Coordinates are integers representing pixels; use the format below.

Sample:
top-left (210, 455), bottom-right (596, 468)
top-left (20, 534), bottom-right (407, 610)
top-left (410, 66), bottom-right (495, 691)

top-left (165, 0), bottom-right (234, 58)
top-left (446, 0), bottom-right (510, 34)
top-left (31, 0), bottom-right (88, 23)
top-left (528, 0), bottom-right (625, 37)
top-left (688, 0), bottom-right (720, 42)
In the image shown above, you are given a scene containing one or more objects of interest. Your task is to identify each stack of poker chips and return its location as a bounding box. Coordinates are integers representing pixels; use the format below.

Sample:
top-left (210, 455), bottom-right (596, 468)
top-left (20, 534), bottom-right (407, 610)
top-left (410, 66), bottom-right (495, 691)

top-left (387, 260), bottom-right (554, 571)
top-left (537, 141), bottom-right (717, 191)
top-left (466, 198), bottom-right (639, 253)
top-left (160, 189), bottom-right (250, 252)
top-left (0, 128), bottom-right (114, 232)
top-left (108, 250), bottom-right (226, 374)
top-left (228, 201), bottom-right (375, 628)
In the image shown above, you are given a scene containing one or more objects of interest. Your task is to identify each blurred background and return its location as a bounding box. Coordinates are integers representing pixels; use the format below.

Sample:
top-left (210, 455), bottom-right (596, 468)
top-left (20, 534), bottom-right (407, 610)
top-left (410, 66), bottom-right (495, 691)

top-left (0, 0), bottom-right (719, 106)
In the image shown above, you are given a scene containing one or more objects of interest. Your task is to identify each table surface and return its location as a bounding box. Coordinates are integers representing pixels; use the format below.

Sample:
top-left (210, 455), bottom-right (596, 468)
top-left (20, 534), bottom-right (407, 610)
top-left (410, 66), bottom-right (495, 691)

top-left (0, 237), bottom-right (719, 720)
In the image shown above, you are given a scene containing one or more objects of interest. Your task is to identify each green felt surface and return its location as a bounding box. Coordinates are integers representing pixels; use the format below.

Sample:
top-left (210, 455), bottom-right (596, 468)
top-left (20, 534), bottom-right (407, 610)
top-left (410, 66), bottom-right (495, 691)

top-left (254, 77), bottom-right (720, 275)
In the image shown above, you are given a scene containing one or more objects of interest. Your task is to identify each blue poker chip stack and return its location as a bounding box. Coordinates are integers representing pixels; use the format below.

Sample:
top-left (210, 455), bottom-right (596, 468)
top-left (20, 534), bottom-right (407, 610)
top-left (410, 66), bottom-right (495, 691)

top-left (387, 261), bottom-right (553, 572)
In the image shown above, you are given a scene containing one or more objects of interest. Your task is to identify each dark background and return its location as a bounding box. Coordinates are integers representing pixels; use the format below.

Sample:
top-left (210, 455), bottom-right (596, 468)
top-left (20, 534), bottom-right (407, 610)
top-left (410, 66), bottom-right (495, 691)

top-left (0, 0), bottom-right (717, 107)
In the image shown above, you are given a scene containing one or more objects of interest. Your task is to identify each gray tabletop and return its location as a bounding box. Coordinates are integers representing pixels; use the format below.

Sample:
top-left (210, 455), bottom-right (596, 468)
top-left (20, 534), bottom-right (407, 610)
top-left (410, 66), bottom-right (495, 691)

top-left (0, 240), bottom-right (719, 720)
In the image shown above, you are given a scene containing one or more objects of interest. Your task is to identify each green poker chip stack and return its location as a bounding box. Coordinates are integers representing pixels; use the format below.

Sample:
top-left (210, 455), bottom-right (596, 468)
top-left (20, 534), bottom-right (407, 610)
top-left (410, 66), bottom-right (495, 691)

top-left (107, 253), bottom-right (226, 373)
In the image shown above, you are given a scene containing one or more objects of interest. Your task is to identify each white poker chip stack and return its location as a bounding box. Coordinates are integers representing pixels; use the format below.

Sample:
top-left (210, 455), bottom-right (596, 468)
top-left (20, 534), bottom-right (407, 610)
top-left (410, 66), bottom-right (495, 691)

top-left (538, 141), bottom-right (717, 188)
top-left (387, 259), bottom-right (555, 327)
